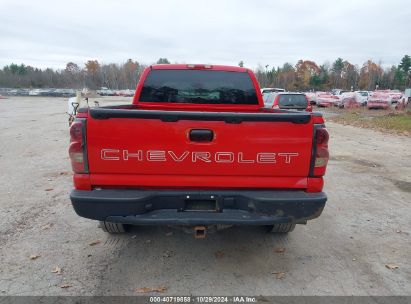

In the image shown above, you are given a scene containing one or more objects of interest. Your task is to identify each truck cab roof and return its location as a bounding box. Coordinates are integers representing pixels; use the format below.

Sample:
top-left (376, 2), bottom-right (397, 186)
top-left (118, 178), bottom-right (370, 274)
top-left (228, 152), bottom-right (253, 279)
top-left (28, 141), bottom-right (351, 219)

top-left (150, 64), bottom-right (250, 73)
top-left (133, 64), bottom-right (264, 109)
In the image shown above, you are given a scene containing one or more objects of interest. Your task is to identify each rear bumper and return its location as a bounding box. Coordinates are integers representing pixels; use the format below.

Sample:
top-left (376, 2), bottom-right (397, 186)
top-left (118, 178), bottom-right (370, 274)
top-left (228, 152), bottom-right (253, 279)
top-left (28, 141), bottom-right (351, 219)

top-left (70, 189), bottom-right (327, 226)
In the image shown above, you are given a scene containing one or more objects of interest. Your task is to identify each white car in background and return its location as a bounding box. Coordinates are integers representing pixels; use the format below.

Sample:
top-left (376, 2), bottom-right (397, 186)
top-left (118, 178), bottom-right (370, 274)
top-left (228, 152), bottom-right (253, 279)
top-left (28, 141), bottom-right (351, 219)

top-left (305, 92), bottom-right (317, 105)
top-left (334, 92), bottom-right (358, 107)
top-left (262, 91), bottom-right (279, 106)
top-left (332, 89), bottom-right (348, 96)
top-left (97, 87), bottom-right (115, 96)
top-left (29, 89), bottom-right (43, 96)
top-left (354, 91), bottom-right (369, 106)
top-left (260, 87), bottom-right (285, 94)
top-left (333, 89), bottom-right (349, 99)
top-left (339, 92), bottom-right (361, 108)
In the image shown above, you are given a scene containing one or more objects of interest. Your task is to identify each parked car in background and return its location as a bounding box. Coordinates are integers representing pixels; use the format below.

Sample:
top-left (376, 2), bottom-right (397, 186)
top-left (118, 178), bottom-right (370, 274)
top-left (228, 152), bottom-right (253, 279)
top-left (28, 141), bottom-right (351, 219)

top-left (404, 88), bottom-right (411, 100)
top-left (125, 89), bottom-right (135, 97)
top-left (29, 89), bottom-right (46, 96)
top-left (316, 92), bottom-right (338, 107)
top-left (332, 89), bottom-right (349, 97)
top-left (367, 92), bottom-right (390, 109)
top-left (338, 92), bottom-right (360, 109)
top-left (54, 89), bottom-right (76, 97)
top-left (260, 87), bottom-right (285, 94)
top-left (8, 89), bottom-right (19, 96)
top-left (331, 89), bottom-right (341, 95)
top-left (97, 87), bottom-right (108, 96)
top-left (396, 88), bottom-right (411, 110)
top-left (354, 91), bottom-right (369, 106)
top-left (39, 89), bottom-right (55, 96)
top-left (97, 87), bottom-right (116, 96)
top-left (265, 92), bottom-right (311, 111)
top-left (19, 88), bottom-right (30, 96)
top-left (263, 92), bottom-right (276, 106)
top-left (333, 92), bottom-right (347, 107)
top-left (5, 88), bottom-right (30, 96)
top-left (387, 90), bottom-right (403, 105)
top-left (305, 92), bottom-right (317, 105)
top-left (1, 87), bottom-right (76, 97)
top-left (372, 90), bottom-right (403, 105)
top-left (262, 92), bottom-right (272, 103)
top-left (114, 89), bottom-right (135, 97)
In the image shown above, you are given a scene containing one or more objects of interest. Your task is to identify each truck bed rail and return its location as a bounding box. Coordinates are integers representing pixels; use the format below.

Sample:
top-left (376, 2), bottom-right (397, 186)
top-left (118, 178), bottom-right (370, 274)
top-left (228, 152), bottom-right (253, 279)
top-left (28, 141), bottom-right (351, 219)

top-left (89, 107), bottom-right (311, 124)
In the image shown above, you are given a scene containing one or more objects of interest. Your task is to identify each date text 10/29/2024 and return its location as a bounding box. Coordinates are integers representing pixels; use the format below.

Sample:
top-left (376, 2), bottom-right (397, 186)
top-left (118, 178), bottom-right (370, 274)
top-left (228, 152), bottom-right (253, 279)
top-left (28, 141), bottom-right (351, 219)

top-left (149, 296), bottom-right (257, 303)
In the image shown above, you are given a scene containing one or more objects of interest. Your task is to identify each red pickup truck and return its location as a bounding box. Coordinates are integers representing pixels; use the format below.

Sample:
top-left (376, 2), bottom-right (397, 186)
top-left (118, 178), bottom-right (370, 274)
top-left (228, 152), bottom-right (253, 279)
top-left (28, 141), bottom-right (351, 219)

top-left (69, 64), bottom-right (328, 236)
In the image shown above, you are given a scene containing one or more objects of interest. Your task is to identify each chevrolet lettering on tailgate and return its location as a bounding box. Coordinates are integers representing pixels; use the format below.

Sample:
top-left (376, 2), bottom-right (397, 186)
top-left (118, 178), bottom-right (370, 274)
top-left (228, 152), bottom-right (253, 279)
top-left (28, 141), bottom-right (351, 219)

top-left (100, 149), bottom-right (299, 164)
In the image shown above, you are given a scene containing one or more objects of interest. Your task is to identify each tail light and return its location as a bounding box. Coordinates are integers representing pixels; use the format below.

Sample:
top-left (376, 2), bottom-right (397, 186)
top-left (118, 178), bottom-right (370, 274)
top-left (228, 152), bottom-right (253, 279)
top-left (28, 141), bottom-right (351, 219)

top-left (311, 126), bottom-right (329, 176)
top-left (69, 119), bottom-right (88, 173)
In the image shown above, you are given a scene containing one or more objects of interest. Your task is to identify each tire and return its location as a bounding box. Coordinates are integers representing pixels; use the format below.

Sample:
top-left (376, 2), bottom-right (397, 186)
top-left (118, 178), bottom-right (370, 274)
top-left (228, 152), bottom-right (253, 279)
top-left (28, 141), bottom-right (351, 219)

top-left (99, 221), bottom-right (127, 234)
top-left (266, 223), bottom-right (296, 233)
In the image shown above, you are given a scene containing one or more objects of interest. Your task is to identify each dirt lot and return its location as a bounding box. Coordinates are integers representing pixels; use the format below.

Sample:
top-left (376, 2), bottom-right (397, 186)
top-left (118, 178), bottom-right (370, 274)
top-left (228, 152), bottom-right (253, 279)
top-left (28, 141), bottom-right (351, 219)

top-left (0, 96), bottom-right (410, 296)
top-left (320, 107), bottom-right (411, 135)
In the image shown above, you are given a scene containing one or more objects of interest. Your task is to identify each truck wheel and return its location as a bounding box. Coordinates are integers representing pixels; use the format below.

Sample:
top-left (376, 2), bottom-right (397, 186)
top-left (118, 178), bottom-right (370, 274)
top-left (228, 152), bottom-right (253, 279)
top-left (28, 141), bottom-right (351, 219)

top-left (99, 221), bottom-right (127, 233)
top-left (267, 223), bottom-right (296, 233)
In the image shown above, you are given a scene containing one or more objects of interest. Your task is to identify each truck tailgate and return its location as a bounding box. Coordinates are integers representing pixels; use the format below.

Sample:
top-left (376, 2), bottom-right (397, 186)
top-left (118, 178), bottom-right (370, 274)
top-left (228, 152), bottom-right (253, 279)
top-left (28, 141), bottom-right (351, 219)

top-left (86, 108), bottom-right (314, 189)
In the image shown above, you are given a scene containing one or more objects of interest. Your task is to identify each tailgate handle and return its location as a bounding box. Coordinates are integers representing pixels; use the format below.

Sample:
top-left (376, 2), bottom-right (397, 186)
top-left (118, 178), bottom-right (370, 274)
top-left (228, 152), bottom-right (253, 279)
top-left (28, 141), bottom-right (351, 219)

top-left (189, 129), bottom-right (214, 142)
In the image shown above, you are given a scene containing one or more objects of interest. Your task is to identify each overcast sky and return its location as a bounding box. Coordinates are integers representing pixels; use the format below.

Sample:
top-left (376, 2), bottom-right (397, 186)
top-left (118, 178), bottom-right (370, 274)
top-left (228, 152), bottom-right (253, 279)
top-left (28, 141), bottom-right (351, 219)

top-left (1, 0), bottom-right (410, 70)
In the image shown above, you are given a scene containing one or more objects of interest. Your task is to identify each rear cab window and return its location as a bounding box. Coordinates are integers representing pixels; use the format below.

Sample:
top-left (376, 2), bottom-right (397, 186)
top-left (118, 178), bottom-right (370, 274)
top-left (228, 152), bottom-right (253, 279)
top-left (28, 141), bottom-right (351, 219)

top-left (139, 70), bottom-right (258, 105)
top-left (278, 94), bottom-right (307, 109)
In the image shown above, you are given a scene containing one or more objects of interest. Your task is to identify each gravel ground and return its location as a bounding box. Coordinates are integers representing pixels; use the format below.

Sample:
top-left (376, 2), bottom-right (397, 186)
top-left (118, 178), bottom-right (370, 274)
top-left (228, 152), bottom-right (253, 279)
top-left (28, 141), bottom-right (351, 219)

top-left (0, 96), bottom-right (410, 296)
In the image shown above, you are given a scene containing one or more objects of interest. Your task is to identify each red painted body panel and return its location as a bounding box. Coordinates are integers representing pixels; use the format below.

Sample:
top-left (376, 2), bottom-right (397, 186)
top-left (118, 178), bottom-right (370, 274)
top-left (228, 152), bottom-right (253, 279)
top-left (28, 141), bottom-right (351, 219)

top-left (75, 173), bottom-right (324, 192)
top-left (90, 174), bottom-right (308, 189)
top-left (72, 65), bottom-right (328, 193)
top-left (86, 116), bottom-right (313, 183)
top-left (306, 177), bottom-right (324, 193)
top-left (73, 174), bottom-right (91, 190)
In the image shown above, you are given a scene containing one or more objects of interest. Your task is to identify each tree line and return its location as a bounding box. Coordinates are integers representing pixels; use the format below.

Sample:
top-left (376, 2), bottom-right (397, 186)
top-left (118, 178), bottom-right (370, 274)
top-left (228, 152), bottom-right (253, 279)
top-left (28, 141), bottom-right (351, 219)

top-left (0, 56), bottom-right (410, 91)
top-left (0, 59), bottom-right (148, 90)
top-left (254, 55), bottom-right (411, 91)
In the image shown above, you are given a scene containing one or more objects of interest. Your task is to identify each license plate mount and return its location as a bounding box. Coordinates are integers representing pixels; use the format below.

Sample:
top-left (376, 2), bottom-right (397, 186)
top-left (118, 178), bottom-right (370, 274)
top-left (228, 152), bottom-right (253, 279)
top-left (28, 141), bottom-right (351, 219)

top-left (183, 199), bottom-right (218, 212)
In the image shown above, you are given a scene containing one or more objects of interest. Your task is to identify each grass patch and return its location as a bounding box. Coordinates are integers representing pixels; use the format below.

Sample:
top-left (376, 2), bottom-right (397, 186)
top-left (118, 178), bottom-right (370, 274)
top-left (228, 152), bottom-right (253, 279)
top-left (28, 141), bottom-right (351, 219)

top-left (329, 110), bottom-right (411, 135)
